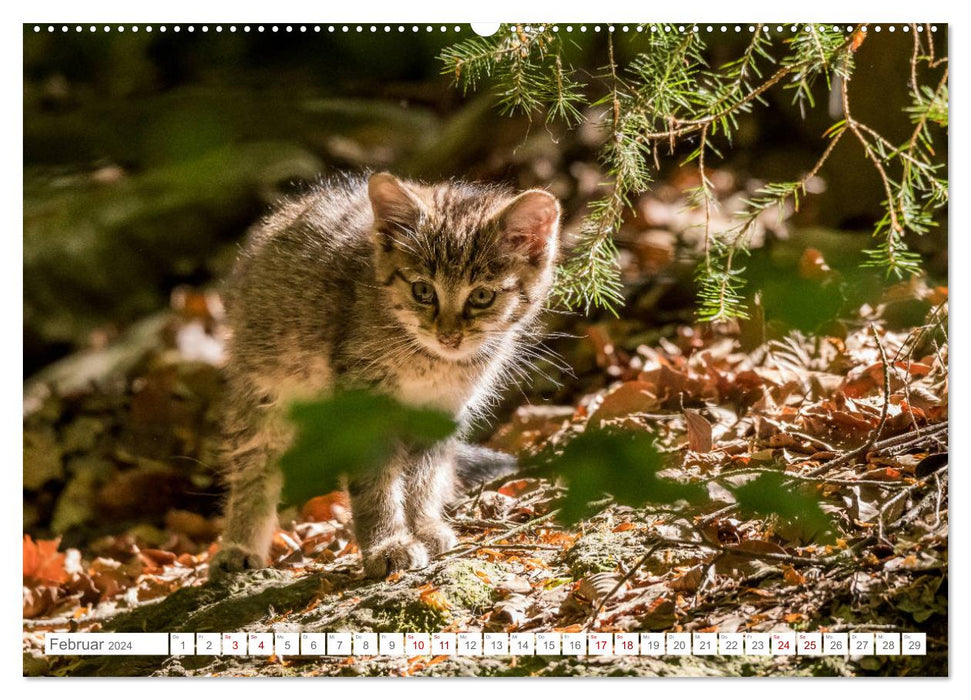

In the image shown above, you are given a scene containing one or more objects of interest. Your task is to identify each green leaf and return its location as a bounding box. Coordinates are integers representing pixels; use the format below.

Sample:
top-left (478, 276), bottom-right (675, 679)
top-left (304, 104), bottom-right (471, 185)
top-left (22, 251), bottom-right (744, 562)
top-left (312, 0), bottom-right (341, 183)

top-left (279, 390), bottom-right (456, 507)
top-left (731, 472), bottom-right (837, 544)
top-left (539, 430), bottom-right (706, 524)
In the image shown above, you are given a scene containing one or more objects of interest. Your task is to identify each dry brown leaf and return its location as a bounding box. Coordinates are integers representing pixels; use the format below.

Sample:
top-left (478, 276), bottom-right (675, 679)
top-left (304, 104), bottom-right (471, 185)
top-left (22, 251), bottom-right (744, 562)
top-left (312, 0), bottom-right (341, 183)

top-left (139, 548), bottom-right (177, 571)
top-left (782, 565), bottom-right (806, 586)
top-left (498, 478), bottom-right (540, 499)
top-left (589, 381), bottom-right (658, 428)
top-left (717, 539), bottom-right (788, 576)
top-left (472, 568), bottom-right (494, 585)
top-left (490, 594), bottom-right (530, 627)
top-left (669, 565), bottom-right (705, 592)
top-left (798, 247), bottom-right (833, 281)
top-left (164, 510), bottom-right (218, 541)
top-left (300, 527), bottom-right (337, 556)
top-left (418, 583), bottom-right (451, 611)
top-left (23, 535), bottom-right (69, 586)
top-left (300, 491), bottom-right (351, 523)
top-left (684, 410), bottom-right (713, 453)
top-left (576, 572), bottom-right (623, 603)
top-left (537, 531), bottom-right (578, 549)
top-left (861, 467), bottom-right (904, 481)
top-left (497, 574), bottom-right (532, 596)
top-left (23, 585), bottom-right (59, 619)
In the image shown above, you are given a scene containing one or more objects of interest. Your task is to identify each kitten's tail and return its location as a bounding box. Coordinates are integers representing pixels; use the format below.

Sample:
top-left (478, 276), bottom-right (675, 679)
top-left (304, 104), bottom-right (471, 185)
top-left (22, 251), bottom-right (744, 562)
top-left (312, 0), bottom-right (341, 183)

top-left (454, 443), bottom-right (519, 490)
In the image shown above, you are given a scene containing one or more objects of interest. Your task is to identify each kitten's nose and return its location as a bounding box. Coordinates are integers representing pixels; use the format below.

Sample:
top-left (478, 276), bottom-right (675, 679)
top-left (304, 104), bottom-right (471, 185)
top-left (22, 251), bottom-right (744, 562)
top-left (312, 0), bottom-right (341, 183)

top-left (437, 332), bottom-right (463, 349)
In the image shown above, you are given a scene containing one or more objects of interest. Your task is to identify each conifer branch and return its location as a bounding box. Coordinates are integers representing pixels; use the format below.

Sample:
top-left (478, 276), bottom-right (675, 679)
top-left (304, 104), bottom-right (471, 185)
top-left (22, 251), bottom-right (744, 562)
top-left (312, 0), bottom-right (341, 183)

top-left (439, 24), bottom-right (948, 318)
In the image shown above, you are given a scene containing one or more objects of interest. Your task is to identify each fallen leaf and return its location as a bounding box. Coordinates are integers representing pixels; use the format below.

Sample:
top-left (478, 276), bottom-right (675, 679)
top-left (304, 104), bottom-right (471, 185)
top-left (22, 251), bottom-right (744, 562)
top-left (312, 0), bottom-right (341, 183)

top-left (861, 467), bottom-right (904, 481)
top-left (782, 565), bottom-right (806, 586)
top-left (589, 381), bottom-right (658, 428)
top-left (139, 548), bottom-right (177, 571)
top-left (23, 585), bottom-right (59, 618)
top-left (798, 247), bottom-right (833, 281)
top-left (685, 410), bottom-right (713, 453)
top-left (24, 535), bottom-right (69, 586)
top-left (472, 568), bottom-right (494, 585)
top-left (301, 491), bottom-right (351, 523)
top-left (497, 575), bottom-right (532, 596)
top-left (490, 594), bottom-right (530, 627)
top-left (498, 479), bottom-right (541, 499)
top-left (576, 572), bottom-right (624, 603)
top-left (164, 510), bottom-right (219, 540)
top-left (669, 566), bottom-right (706, 592)
top-left (418, 584), bottom-right (451, 611)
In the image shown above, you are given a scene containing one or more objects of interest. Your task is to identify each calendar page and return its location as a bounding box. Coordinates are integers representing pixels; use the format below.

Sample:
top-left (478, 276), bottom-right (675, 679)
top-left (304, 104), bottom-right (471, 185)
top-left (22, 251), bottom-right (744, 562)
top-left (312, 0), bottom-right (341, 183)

top-left (22, 6), bottom-right (949, 682)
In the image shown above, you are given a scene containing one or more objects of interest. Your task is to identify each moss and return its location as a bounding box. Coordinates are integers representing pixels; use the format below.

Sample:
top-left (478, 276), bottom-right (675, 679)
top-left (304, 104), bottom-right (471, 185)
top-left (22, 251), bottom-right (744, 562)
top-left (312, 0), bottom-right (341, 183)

top-left (376, 599), bottom-right (451, 633)
top-left (434, 560), bottom-right (502, 613)
top-left (564, 529), bottom-right (641, 578)
top-left (337, 559), bottom-right (503, 633)
top-left (564, 527), bottom-right (705, 578)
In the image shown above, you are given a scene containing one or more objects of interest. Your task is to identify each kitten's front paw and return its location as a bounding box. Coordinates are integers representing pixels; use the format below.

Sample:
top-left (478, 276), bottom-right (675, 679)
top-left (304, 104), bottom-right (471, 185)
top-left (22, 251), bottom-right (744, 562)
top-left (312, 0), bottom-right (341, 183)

top-left (414, 521), bottom-right (458, 556)
top-left (209, 544), bottom-right (265, 582)
top-left (363, 537), bottom-right (429, 578)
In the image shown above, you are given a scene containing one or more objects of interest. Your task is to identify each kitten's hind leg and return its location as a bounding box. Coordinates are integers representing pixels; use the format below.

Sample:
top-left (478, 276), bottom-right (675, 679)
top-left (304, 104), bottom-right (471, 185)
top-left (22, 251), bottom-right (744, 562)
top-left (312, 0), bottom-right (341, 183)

top-left (351, 456), bottom-right (430, 578)
top-left (210, 441), bottom-right (283, 582)
top-left (406, 444), bottom-right (460, 557)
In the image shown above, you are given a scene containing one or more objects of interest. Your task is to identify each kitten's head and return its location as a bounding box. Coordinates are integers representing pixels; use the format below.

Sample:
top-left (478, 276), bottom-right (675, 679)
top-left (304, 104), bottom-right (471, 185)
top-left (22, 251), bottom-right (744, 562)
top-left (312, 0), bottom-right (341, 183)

top-left (368, 172), bottom-right (560, 362)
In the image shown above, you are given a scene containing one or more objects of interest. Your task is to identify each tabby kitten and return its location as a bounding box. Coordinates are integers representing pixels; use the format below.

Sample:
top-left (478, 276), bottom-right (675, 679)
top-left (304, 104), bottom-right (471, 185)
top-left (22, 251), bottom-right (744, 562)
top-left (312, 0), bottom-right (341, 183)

top-left (210, 172), bottom-right (561, 580)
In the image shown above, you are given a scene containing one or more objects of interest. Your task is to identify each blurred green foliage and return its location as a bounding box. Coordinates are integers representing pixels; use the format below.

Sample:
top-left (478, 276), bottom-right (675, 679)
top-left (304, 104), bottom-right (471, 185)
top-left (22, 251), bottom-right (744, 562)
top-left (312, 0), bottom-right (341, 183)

top-left (279, 390), bottom-right (456, 506)
top-left (732, 472), bottom-right (837, 544)
top-left (531, 430), bottom-right (706, 524)
top-left (280, 390), bottom-right (837, 543)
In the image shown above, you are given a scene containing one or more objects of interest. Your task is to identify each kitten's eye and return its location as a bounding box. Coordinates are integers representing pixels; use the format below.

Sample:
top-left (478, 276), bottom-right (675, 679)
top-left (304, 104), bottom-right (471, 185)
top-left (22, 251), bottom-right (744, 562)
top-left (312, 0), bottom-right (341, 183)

top-left (468, 287), bottom-right (496, 309)
top-left (411, 281), bottom-right (436, 305)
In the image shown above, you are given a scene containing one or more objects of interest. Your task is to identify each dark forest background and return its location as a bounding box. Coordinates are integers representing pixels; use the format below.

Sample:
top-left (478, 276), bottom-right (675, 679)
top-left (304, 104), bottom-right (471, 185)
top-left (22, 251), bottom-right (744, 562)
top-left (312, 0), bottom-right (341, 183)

top-left (24, 25), bottom-right (947, 378)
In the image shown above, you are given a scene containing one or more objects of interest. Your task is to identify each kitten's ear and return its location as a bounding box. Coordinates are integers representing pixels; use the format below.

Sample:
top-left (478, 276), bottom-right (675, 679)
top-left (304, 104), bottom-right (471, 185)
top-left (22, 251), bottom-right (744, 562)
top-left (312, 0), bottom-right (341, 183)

top-left (368, 173), bottom-right (424, 249)
top-left (497, 189), bottom-right (561, 265)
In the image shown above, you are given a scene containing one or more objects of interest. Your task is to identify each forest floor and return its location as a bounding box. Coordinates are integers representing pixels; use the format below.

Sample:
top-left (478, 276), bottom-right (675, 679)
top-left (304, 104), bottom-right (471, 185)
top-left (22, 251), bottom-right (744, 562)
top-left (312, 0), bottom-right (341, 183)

top-left (23, 275), bottom-right (948, 677)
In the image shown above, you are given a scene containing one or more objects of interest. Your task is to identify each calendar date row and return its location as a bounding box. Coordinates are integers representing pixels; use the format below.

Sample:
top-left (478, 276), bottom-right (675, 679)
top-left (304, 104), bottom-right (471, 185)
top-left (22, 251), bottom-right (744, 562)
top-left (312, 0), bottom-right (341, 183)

top-left (47, 631), bottom-right (926, 657)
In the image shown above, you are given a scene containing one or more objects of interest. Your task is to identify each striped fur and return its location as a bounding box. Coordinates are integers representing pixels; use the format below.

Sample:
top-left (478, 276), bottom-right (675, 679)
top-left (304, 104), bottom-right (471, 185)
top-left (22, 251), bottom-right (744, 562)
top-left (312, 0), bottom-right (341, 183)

top-left (210, 172), bottom-right (560, 580)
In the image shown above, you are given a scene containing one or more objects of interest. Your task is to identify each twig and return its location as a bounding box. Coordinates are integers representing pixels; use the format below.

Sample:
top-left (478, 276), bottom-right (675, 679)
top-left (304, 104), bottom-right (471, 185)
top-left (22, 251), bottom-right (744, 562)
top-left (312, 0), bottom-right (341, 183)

top-left (703, 467), bottom-right (914, 489)
top-left (639, 64), bottom-right (800, 142)
top-left (803, 330), bottom-right (892, 480)
top-left (659, 537), bottom-right (844, 566)
top-left (788, 431), bottom-right (836, 452)
top-left (467, 543), bottom-right (560, 551)
top-left (692, 552), bottom-right (725, 607)
top-left (879, 464), bottom-right (948, 535)
top-left (868, 325), bottom-right (893, 445)
top-left (697, 504), bottom-right (737, 526)
top-left (910, 24), bottom-right (921, 94)
top-left (841, 67), bottom-right (902, 236)
top-left (897, 471), bottom-right (947, 530)
top-left (699, 124), bottom-right (713, 267)
top-left (451, 517), bottom-right (521, 530)
top-left (585, 540), bottom-right (664, 631)
top-left (438, 510), bottom-right (561, 560)
top-left (806, 420), bottom-right (947, 478)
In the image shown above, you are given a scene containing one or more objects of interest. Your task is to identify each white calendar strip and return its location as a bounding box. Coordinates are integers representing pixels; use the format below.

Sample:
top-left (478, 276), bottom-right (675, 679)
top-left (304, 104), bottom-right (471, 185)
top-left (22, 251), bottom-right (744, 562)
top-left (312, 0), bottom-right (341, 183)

top-left (44, 631), bottom-right (926, 657)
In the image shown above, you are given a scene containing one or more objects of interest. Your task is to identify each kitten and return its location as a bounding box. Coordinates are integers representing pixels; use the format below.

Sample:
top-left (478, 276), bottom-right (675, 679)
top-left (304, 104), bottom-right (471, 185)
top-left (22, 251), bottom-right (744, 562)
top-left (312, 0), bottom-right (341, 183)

top-left (210, 172), bottom-right (561, 580)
